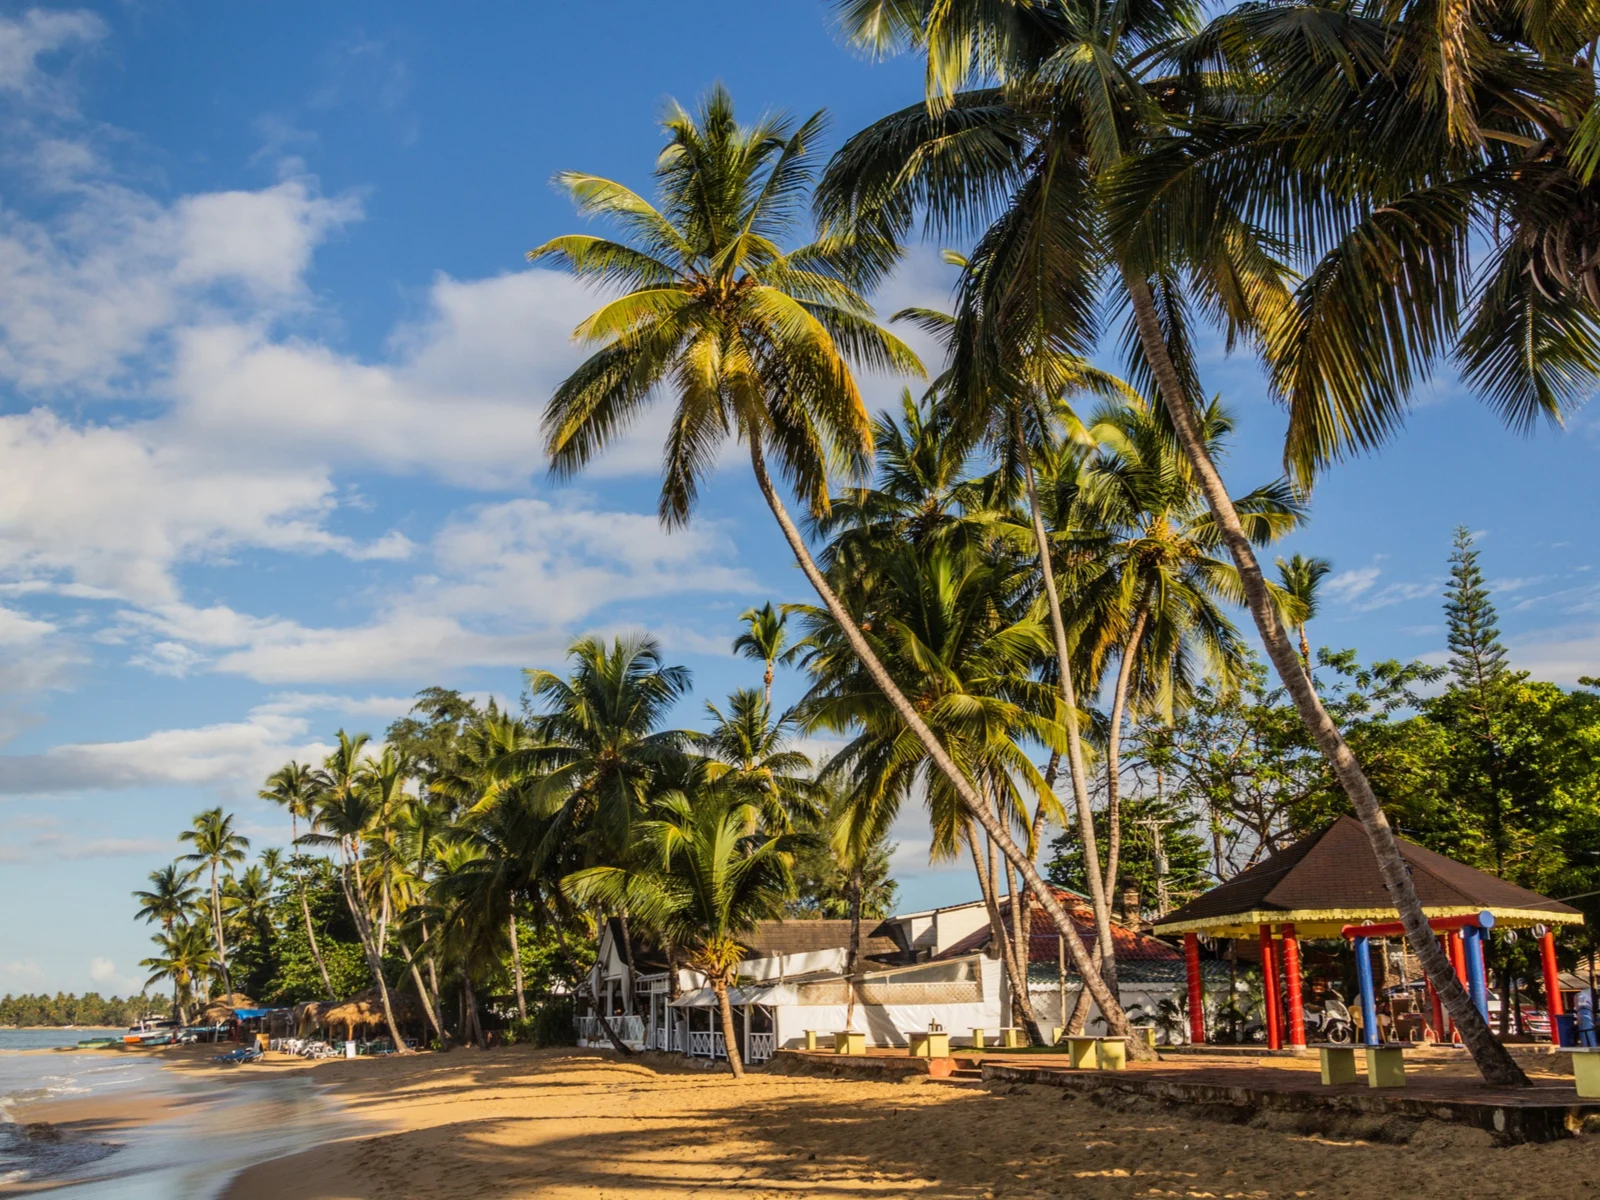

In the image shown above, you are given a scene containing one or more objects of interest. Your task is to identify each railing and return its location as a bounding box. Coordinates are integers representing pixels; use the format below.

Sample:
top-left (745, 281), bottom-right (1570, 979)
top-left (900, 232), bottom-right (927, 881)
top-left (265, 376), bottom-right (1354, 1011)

top-left (746, 1032), bottom-right (775, 1063)
top-left (712, 1032), bottom-right (726, 1060)
top-left (689, 1030), bottom-right (714, 1057)
top-left (671, 1025), bottom-right (683, 1052)
top-left (574, 1014), bottom-right (646, 1044)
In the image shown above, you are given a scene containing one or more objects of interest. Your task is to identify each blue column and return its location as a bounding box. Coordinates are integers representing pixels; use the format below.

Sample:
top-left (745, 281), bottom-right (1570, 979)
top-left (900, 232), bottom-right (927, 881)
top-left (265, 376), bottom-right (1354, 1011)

top-left (1354, 935), bottom-right (1380, 1046)
top-left (1463, 926), bottom-right (1490, 1022)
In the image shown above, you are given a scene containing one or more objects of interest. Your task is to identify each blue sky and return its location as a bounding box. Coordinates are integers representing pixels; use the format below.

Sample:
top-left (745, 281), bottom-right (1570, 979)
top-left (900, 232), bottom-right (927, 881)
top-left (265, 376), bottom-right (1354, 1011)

top-left (0, 3), bottom-right (1595, 996)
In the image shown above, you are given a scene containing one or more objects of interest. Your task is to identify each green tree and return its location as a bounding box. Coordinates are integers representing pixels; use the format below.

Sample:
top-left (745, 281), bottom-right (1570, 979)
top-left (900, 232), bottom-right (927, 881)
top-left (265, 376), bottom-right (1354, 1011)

top-left (1276, 555), bottom-right (1332, 671)
top-left (533, 86), bottom-right (1136, 1040)
top-left (698, 688), bottom-right (824, 834)
top-left (566, 786), bottom-right (800, 1078)
top-left (260, 762), bottom-right (337, 999)
top-left (733, 603), bottom-right (796, 707)
top-left (141, 922), bottom-right (213, 1023)
top-left (132, 864), bottom-right (200, 934)
top-left (178, 808), bottom-right (249, 1000)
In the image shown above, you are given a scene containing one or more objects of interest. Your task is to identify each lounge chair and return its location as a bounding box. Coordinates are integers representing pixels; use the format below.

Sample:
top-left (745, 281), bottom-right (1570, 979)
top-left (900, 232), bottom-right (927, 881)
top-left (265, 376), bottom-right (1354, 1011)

top-left (212, 1047), bottom-right (263, 1066)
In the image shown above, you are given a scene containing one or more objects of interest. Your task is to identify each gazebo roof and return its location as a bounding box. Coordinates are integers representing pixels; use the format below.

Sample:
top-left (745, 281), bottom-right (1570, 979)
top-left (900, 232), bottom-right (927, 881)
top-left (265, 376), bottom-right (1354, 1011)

top-left (1152, 815), bottom-right (1582, 938)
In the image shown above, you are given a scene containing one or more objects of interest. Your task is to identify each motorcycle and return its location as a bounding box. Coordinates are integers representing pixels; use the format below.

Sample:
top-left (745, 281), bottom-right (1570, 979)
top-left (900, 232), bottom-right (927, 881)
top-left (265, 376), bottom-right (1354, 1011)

top-left (1303, 990), bottom-right (1355, 1044)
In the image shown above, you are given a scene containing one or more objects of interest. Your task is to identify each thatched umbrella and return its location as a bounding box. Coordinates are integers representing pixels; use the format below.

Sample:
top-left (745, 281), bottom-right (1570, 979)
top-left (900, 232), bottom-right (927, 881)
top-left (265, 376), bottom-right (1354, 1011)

top-left (318, 988), bottom-right (420, 1040)
top-left (198, 992), bottom-right (256, 1025)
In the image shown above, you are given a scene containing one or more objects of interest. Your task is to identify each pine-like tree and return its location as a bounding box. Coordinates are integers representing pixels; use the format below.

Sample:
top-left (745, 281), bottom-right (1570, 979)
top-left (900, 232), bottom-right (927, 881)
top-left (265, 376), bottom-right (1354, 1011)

top-left (1445, 527), bottom-right (1509, 698)
top-left (1441, 527), bottom-right (1515, 876)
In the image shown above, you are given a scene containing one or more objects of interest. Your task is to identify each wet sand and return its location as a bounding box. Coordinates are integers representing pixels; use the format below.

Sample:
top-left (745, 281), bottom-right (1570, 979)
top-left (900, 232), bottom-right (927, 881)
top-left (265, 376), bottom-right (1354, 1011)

top-left (221, 1047), bottom-right (1600, 1200)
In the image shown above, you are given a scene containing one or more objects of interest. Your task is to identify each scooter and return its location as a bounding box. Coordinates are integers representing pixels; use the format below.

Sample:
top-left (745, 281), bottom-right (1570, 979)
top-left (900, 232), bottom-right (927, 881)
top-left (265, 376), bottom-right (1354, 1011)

top-left (1303, 990), bottom-right (1355, 1044)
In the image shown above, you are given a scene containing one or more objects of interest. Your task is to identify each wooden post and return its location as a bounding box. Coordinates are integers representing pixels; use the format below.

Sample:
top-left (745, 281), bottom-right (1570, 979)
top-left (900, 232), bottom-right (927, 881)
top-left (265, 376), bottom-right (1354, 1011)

top-left (1428, 938), bottom-right (1445, 1042)
top-left (1281, 923), bottom-right (1306, 1048)
top-left (1539, 931), bottom-right (1565, 1045)
top-left (1183, 932), bottom-right (1206, 1045)
top-left (1259, 924), bottom-right (1281, 1051)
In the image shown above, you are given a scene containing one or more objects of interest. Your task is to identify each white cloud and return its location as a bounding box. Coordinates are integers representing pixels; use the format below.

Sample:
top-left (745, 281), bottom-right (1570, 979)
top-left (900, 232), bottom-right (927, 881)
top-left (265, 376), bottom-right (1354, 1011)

top-left (1325, 565), bottom-right (1381, 604)
top-left (0, 9), bottom-right (104, 100)
top-left (87, 955), bottom-right (140, 992)
top-left (110, 497), bottom-right (759, 684)
top-left (1507, 626), bottom-right (1600, 686)
top-left (0, 958), bottom-right (44, 982)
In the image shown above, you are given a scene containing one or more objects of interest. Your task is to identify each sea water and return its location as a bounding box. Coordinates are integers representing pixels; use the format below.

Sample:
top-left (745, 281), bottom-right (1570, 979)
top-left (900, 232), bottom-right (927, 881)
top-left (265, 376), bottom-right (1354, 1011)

top-left (0, 1029), bottom-right (363, 1196)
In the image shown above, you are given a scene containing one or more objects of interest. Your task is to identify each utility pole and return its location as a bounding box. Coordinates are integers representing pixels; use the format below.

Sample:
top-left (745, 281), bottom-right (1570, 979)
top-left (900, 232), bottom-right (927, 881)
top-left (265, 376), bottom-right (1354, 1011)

top-left (1137, 815), bottom-right (1175, 918)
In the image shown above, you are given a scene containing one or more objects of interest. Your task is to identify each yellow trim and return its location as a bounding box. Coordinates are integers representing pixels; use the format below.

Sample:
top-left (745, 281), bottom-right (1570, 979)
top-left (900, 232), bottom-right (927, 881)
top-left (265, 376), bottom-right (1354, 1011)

top-left (1151, 906), bottom-right (1584, 939)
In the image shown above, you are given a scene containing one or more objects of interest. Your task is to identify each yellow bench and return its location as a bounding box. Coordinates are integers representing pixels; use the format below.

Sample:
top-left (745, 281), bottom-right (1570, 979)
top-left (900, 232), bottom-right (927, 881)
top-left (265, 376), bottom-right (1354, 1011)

top-left (970, 1028), bottom-right (986, 1049)
top-left (999, 1027), bottom-right (1026, 1049)
top-left (1315, 1043), bottom-right (1405, 1088)
top-left (1065, 1035), bottom-right (1099, 1069)
top-left (907, 1030), bottom-right (951, 1058)
top-left (834, 1030), bottom-right (865, 1055)
top-left (1571, 1048), bottom-right (1600, 1098)
top-left (1064, 1036), bottom-right (1128, 1070)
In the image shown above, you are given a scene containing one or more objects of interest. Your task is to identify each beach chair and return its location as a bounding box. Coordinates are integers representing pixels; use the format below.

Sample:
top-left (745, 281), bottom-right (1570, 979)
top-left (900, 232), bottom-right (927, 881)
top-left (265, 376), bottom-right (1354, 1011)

top-left (212, 1047), bottom-right (262, 1066)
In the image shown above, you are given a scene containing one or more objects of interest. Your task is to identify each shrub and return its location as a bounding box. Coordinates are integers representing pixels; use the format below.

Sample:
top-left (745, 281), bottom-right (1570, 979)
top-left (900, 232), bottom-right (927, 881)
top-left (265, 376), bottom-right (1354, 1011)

top-left (504, 997), bottom-right (577, 1048)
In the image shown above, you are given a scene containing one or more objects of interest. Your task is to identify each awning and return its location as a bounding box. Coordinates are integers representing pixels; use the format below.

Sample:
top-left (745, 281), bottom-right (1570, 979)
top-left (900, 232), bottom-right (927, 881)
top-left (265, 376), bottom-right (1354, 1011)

top-left (232, 1008), bottom-right (276, 1019)
top-left (669, 983), bottom-right (798, 1008)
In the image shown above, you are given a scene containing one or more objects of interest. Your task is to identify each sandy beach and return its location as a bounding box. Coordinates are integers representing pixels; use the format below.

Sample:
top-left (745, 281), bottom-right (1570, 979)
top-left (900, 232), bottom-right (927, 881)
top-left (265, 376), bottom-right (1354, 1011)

top-left (205, 1047), bottom-right (1600, 1200)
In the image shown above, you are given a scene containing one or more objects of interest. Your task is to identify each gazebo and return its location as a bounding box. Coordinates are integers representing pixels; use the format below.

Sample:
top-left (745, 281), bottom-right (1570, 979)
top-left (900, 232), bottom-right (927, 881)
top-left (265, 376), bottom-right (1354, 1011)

top-left (1152, 816), bottom-right (1584, 1048)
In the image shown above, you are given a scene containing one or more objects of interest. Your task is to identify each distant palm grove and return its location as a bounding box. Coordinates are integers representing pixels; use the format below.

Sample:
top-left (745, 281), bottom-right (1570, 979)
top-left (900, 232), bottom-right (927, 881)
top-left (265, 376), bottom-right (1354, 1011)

top-left (132, 0), bottom-right (1600, 1089)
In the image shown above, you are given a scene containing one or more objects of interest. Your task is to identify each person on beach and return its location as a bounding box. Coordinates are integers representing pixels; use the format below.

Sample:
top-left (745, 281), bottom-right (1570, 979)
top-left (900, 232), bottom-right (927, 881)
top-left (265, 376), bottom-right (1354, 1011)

top-left (1577, 986), bottom-right (1597, 1048)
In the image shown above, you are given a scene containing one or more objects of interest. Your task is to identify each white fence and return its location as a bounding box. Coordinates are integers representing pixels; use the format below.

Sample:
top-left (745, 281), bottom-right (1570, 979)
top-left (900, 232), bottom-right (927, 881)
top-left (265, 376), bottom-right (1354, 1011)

top-left (746, 1032), bottom-right (775, 1063)
top-left (575, 1014), bottom-right (645, 1044)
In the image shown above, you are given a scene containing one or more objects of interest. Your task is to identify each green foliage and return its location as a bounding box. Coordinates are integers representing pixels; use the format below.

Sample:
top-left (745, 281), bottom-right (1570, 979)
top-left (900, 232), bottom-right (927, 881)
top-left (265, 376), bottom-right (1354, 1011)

top-left (503, 997), bottom-right (577, 1048)
top-left (1046, 792), bottom-right (1209, 910)
top-left (0, 992), bottom-right (167, 1027)
top-left (786, 833), bottom-right (898, 920)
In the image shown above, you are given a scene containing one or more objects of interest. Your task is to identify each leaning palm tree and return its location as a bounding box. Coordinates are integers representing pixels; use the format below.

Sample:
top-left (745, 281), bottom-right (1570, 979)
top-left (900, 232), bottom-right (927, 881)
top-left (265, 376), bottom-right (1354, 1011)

top-left (733, 603), bottom-right (797, 707)
top-left (260, 762), bottom-right (336, 999)
top-left (566, 786), bottom-right (799, 1079)
top-left (133, 864), bottom-right (200, 934)
top-left (535, 85), bottom-right (1137, 1045)
top-left (178, 808), bottom-right (248, 1000)
top-left (820, 0), bottom-right (1530, 1083)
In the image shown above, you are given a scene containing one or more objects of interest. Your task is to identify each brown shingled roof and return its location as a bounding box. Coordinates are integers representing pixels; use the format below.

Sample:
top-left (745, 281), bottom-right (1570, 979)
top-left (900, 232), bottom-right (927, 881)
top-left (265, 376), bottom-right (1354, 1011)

top-left (738, 919), bottom-right (900, 961)
top-left (934, 887), bottom-right (1181, 965)
top-left (1155, 815), bottom-right (1581, 934)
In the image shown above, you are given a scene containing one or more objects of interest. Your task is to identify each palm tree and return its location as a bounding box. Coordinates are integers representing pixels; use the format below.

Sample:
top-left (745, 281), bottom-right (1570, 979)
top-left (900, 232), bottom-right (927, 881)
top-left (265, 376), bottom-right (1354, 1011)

top-left (260, 761), bottom-right (336, 999)
top-left (536, 85), bottom-right (1138, 1046)
top-left (1277, 554), bottom-right (1332, 670)
top-left (308, 730), bottom-right (412, 1052)
top-left (698, 689), bottom-right (824, 834)
top-left (1079, 394), bottom-right (1301, 922)
top-left (178, 808), bottom-right (248, 999)
top-left (133, 864), bottom-right (200, 934)
top-left (819, 0), bottom-right (1528, 1083)
top-left (566, 786), bottom-right (799, 1078)
top-left (141, 922), bottom-right (212, 1025)
top-left (223, 864), bottom-right (275, 947)
top-left (733, 603), bottom-right (797, 707)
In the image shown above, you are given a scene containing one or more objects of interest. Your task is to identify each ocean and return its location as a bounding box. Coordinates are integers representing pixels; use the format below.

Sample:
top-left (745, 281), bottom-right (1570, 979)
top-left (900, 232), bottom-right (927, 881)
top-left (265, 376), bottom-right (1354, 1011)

top-left (0, 1028), bottom-right (360, 1196)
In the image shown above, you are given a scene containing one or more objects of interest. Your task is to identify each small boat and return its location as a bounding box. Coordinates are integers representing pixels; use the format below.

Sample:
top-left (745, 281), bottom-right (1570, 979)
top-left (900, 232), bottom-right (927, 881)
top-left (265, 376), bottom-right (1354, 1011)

top-left (122, 1018), bottom-right (180, 1046)
top-left (76, 1037), bottom-right (121, 1049)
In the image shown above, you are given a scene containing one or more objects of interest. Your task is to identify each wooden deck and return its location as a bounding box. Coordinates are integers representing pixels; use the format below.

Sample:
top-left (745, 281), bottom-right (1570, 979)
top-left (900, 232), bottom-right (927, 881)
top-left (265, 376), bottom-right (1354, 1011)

top-left (767, 1047), bottom-right (1600, 1144)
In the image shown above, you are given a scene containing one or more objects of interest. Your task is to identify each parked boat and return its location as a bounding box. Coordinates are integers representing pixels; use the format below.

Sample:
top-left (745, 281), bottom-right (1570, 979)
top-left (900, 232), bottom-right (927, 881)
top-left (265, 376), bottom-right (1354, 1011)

top-left (76, 1036), bottom-right (121, 1049)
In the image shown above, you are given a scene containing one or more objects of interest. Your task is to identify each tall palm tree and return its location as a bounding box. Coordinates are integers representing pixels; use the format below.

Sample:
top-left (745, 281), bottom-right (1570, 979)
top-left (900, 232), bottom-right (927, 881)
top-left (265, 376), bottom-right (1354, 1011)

top-left (820, 0), bottom-right (1530, 1083)
top-left (536, 85), bottom-right (1138, 1046)
top-left (132, 864), bottom-right (200, 934)
top-left (566, 786), bottom-right (799, 1079)
top-left (1079, 394), bottom-right (1301, 915)
top-left (1277, 553), bottom-right (1332, 670)
top-left (178, 808), bottom-right (248, 1000)
top-left (698, 689), bottom-right (824, 834)
top-left (308, 730), bottom-right (412, 1052)
top-left (223, 864), bottom-right (275, 948)
top-left (260, 761), bottom-right (336, 999)
top-left (733, 603), bottom-right (796, 707)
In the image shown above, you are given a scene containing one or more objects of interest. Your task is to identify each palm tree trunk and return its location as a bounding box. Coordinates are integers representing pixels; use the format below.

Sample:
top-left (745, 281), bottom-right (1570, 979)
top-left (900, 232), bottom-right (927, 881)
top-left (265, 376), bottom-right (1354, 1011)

top-left (1122, 271), bottom-right (1527, 1087)
top-left (844, 864), bottom-right (862, 1033)
top-left (1020, 448), bottom-right (1121, 1000)
top-left (764, 662), bottom-right (775, 708)
top-left (508, 903), bottom-right (528, 1021)
top-left (967, 832), bottom-right (1038, 1043)
top-left (292, 814), bottom-right (335, 1000)
top-left (618, 911), bottom-right (636, 1016)
top-left (210, 864), bottom-right (233, 1000)
top-left (401, 944), bottom-right (450, 1048)
top-left (343, 849), bottom-right (412, 1053)
top-left (1102, 601), bottom-right (1151, 904)
top-left (1002, 859), bottom-right (1045, 1043)
top-left (747, 437), bottom-right (1147, 1056)
top-left (590, 964), bottom-right (635, 1056)
top-left (712, 977), bottom-right (745, 1079)
top-left (464, 974), bottom-right (487, 1049)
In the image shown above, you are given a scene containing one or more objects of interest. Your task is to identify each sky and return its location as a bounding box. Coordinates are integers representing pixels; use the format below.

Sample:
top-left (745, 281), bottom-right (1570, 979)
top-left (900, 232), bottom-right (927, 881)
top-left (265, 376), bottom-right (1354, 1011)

top-left (0, 3), bottom-right (1596, 997)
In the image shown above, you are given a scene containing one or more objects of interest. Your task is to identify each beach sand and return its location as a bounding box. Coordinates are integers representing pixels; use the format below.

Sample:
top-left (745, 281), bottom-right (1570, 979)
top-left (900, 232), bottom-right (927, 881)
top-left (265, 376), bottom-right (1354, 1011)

top-left (219, 1047), bottom-right (1600, 1200)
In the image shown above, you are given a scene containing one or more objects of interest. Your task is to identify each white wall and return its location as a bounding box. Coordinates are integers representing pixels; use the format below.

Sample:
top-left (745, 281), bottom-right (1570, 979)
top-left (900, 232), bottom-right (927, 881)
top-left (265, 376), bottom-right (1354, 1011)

top-left (773, 956), bottom-right (1005, 1048)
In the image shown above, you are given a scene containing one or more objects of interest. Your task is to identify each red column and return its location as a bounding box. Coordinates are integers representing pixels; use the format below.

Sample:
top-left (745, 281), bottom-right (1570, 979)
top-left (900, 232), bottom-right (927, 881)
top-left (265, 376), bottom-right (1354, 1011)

top-left (1281, 923), bottom-right (1306, 1048)
top-left (1539, 931), bottom-right (1565, 1044)
top-left (1184, 932), bottom-right (1206, 1045)
top-left (1259, 924), bottom-right (1281, 1050)
top-left (1446, 931), bottom-right (1467, 1042)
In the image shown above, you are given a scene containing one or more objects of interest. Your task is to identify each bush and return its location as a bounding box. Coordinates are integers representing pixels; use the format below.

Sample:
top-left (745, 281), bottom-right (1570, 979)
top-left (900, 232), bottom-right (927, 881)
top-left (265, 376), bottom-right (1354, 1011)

top-left (503, 997), bottom-right (576, 1048)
